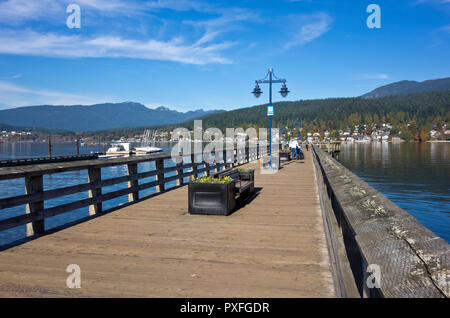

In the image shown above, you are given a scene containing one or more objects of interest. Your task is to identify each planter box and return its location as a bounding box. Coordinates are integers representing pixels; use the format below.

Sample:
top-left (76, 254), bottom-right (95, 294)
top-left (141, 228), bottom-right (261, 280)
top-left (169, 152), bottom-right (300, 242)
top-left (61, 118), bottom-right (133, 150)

top-left (279, 151), bottom-right (291, 161)
top-left (188, 181), bottom-right (236, 215)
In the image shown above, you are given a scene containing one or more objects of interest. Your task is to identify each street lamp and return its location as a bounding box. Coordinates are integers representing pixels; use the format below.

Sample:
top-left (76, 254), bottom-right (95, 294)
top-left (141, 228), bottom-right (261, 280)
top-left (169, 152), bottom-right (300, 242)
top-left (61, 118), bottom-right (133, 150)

top-left (293, 119), bottom-right (303, 140)
top-left (252, 67), bottom-right (290, 168)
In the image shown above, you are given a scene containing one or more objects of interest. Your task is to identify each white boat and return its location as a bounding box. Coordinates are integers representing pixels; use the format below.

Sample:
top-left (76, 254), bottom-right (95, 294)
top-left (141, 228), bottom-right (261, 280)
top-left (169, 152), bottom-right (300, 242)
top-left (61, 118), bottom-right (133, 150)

top-left (106, 143), bottom-right (132, 155)
top-left (134, 130), bottom-right (162, 154)
top-left (134, 146), bottom-right (162, 154)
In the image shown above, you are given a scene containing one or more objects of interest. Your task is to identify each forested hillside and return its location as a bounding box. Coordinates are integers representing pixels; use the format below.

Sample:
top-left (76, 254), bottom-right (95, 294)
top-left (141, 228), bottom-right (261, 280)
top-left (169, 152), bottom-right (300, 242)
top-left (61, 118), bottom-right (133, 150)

top-left (170, 90), bottom-right (450, 141)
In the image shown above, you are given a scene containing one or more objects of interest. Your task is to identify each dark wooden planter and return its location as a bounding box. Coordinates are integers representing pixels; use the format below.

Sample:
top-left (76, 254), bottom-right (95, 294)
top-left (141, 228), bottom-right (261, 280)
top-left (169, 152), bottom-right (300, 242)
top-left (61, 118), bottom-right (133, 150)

top-left (279, 151), bottom-right (291, 161)
top-left (188, 181), bottom-right (236, 215)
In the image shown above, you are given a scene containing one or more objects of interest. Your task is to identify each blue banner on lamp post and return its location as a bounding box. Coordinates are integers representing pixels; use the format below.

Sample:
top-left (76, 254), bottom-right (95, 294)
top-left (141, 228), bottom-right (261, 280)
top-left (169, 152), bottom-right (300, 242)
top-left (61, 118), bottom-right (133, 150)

top-left (267, 105), bottom-right (274, 116)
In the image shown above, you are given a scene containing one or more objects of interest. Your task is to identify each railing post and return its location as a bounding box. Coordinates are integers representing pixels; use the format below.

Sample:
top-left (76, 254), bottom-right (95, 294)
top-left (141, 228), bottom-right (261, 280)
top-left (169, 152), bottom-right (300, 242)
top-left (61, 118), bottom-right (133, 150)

top-left (214, 161), bottom-right (219, 173)
top-left (156, 159), bottom-right (165, 193)
top-left (223, 149), bottom-right (228, 168)
top-left (176, 160), bottom-right (184, 186)
top-left (25, 174), bottom-right (45, 236)
top-left (76, 139), bottom-right (80, 156)
top-left (205, 163), bottom-right (211, 176)
top-left (127, 162), bottom-right (139, 202)
top-left (191, 154), bottom-right (198, 181)
top-left (88, 167), bottom-right (102, 215)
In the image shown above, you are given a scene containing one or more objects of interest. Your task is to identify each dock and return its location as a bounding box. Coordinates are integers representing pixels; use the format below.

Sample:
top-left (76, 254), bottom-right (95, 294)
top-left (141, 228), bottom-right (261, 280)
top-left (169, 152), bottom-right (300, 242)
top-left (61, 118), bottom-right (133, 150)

top-left (0, 143), bottom-right (448, 298)
top-left (0, 151), bottom-right (335, 297)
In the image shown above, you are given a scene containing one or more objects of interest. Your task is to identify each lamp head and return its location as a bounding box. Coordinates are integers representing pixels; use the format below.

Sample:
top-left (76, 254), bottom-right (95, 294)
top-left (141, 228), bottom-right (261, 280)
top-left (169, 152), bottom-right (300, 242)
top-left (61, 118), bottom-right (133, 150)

top-left (279, 83), bottom-right (290, 97)
top-left (252, 83), bottom-right (262, 98)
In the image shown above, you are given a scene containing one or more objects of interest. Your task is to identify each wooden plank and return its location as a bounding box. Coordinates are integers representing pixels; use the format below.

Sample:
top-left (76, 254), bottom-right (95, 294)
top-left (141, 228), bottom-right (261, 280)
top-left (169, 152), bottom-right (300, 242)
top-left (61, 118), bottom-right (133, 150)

top-left (0, 151), bottom-right (334, 297)
top-left (0, 153), bottom-right (172, 181)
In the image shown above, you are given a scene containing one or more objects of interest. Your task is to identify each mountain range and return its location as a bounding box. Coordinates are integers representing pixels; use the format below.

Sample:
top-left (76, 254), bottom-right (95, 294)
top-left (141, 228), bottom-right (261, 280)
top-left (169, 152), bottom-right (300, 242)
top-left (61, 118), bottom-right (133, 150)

top-left (0, 102), bottom-right (222, 132)
top-left (0, 77), bottom-right (449, 132)
top-left (361, 77), bottom-right (450, 99)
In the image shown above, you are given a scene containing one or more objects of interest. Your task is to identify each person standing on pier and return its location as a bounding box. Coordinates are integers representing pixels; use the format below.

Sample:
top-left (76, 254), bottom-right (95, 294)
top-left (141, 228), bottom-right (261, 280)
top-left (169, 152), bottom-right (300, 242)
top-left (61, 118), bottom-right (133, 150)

top-left (289, 139), bottom-right (299, 160)
top-left (305, 139), bottom-right (309, 151)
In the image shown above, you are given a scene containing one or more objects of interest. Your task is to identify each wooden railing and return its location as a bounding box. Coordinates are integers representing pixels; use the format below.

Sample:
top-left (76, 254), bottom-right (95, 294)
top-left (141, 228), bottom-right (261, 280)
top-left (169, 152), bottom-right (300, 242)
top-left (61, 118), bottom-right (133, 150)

top-left (314, 141), bottom-right (341, 157)
top-left (312, 145), bottom-right (449, 298)
top-left (0, 154), bottom-right (99, 167)
top-left (0, 145), bottom-right (272, 239)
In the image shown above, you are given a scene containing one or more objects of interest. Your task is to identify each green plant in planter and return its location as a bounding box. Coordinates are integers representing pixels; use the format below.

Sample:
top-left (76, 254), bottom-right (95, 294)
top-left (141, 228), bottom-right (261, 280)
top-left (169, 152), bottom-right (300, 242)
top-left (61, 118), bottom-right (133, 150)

top-left (238, 168), bottom-right (254, 173)
top-left (192, 176), bottom-right (233, 184)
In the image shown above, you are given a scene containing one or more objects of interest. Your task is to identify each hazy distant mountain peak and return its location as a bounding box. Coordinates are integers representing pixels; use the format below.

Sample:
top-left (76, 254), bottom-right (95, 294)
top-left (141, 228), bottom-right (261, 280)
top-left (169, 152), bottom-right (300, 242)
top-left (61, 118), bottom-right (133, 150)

top-left (0, 102), bottom-right (221, 132)
top-left (361, 77), bottom-right (450, 99)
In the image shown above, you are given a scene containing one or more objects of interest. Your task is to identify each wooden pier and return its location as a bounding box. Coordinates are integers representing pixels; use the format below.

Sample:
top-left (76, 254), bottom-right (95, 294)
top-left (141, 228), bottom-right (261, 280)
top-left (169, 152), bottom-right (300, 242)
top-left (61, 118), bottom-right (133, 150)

top-left (0, 148), bottom-right (335, 297)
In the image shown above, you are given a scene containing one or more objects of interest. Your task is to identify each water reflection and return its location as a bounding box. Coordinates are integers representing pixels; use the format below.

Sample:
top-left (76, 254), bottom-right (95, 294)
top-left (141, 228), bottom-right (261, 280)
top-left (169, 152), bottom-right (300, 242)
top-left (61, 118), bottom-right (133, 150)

top-left (339, 142), bottom-right (450, 243)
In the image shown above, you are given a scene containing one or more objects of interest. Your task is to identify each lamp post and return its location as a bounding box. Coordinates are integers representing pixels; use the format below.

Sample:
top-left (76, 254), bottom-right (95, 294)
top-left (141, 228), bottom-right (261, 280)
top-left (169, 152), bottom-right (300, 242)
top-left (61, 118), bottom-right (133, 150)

top-left (252, 68), bottom-right (290, 168)
top-left (293, 119), bottom-right (303, 141)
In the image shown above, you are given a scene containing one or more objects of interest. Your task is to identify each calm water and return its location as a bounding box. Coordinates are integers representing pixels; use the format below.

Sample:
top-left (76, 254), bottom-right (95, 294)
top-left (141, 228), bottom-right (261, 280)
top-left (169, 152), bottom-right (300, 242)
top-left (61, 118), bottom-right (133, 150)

top-left (338, 142), bottom-right (450, 243)
top-left (0, 141), bottom-right (449, 246)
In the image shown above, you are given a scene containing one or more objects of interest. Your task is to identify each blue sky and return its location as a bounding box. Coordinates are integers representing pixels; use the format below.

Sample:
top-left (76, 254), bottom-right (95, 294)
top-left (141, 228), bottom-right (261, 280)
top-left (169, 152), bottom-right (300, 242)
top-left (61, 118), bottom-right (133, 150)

top-left (0, 0), bottom-right (449, 111)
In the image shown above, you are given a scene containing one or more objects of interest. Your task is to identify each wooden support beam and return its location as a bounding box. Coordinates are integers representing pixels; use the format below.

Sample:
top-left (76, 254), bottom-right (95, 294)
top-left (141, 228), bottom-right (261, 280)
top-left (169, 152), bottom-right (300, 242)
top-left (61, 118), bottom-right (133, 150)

top-left (156, 159), bottom-right (165, 193)
top-left (222, 150), bottom-right (228, 169)
top-left (127, 163), bottom-right (139, 202)
top-left (205, 163), bottom-right (210, 177)
top-left (176, 160), bottom-right (184, 186)
top-left (191, 154), bottom-right (198, 181)
top-left (25, 175), bottom-right (45, 236)
top-left (88, 167), bottom-right (102, 215)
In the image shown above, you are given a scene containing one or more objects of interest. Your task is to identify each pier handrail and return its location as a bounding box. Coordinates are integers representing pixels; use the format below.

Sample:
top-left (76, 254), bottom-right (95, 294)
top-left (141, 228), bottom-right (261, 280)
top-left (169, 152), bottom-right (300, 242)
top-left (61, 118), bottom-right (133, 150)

top-left (0, 145), bottom-right (274, 240)
top-left (312, 144), bottom-right (449, 298)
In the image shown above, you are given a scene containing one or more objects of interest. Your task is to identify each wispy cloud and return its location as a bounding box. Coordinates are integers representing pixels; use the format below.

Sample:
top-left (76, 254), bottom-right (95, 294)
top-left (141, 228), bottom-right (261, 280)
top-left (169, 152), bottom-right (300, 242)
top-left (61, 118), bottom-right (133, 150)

top-left (358, 73), bottom-right (390, 80)
top-left (0, 81), bottom-right (109, 108)
top-left (0, 0), bottom-right (253, 65)
top-left (0, 0), bottom-right (140, 24)
top-left (0, 29), bottom-right (234, 64)
top-left (184, 8), bottom-right (260, 45)
top-left (146, 0), bottom-right (214, 12)
top-left (285, 13), bottom-right (333, 49)
top-left (412, 0), bottom-right (450, 5)
top-left (11, 73), bottom-right (24, 79)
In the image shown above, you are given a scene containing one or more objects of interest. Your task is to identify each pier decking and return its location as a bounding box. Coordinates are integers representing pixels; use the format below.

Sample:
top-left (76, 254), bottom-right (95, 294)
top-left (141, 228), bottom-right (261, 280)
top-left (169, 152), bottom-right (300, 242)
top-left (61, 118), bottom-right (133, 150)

top-left (0, 152), bottom-right (335, 297)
